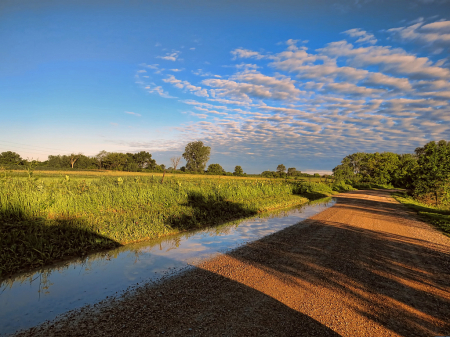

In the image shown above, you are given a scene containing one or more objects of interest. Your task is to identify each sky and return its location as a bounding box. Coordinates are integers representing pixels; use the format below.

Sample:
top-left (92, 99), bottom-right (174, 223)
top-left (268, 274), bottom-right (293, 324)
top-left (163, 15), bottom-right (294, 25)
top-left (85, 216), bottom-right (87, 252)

top-left (1, 0), bottom-right (450, 174)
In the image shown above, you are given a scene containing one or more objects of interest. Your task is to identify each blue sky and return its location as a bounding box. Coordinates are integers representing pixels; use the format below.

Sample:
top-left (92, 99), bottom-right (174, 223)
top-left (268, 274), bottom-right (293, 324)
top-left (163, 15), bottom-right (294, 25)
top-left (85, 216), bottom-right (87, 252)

top-left (1, 0), bottom-right (450, 173)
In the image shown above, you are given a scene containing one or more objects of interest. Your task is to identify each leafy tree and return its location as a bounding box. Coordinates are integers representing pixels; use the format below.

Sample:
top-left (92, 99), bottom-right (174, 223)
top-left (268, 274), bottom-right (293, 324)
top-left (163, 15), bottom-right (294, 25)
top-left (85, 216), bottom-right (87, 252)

top-left (276, 164), bottom-right (286, 176)
top-left (95, 150), bottom-right (109, 169)
top-left (103, 152), bottom-right (128, 170)
top-left (207, 163), bottom-right (225, 175)
top-left (69, 153), bottom-right (81, 168)
top-left (0, 151), bottom-right (23, 165)
top-left (132, 151), bottom-right (156, 169)
top-left (180, 166), bottom-right (186, 172)
top-left (413, 140), bottom-right (450, 205)
top-left (261, 171), bottom-right (276, 178)
top-left (287, 167), bottom-right (296, 176)
top-left (392, 154), bottom-right (418, 188)
top-left (233, 165), bottom-right (244, 176)
top-left (182, 141), bottom-right (211, 173)
top-left (47, 155), bottom-right (71, 168)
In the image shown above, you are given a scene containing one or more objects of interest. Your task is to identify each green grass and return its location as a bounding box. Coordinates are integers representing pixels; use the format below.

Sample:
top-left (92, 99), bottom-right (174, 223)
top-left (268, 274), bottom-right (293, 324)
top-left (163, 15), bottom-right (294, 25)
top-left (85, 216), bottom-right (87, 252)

top-left (392, 192), bottom-right (450, 236)
top-left (1, 173), bottom-right (322, 277)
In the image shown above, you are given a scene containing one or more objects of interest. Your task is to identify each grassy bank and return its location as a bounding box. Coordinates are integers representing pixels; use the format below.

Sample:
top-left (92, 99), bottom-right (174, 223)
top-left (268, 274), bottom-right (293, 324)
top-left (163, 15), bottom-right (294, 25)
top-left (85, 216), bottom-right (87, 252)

top-left (1, 174), bottom-right (335, 277)
top-left (392, 192), bottom-right (450, 236)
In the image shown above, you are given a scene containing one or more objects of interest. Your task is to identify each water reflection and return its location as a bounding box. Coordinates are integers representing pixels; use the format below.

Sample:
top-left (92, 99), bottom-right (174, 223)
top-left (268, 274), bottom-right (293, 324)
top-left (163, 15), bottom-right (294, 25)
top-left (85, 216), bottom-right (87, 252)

top-left (0, 198), bottom-right (335, 336)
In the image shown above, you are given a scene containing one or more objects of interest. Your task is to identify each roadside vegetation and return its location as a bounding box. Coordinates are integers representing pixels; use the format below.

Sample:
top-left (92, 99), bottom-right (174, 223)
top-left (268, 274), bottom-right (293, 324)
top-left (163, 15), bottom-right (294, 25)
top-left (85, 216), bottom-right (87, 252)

top-left (0, 170), bottom-right (340, 278)
top-left (333, 140), bottom-right (450, 206)
top-left (4, 138), bottom-right (449, 278)
top-left (332, 140), bottom-right (450, 236)
top-left (392, 192), bottom-right (450, 236)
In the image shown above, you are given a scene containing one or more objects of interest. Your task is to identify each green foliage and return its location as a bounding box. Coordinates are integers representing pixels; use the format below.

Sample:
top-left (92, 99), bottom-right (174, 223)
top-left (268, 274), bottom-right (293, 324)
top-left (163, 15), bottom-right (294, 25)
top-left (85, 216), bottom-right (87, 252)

top-left (207, 163), bottom-right (225, 175)
top-left (393, 192), bottom-right (450, 236)
top-left (0, 175), bottom-right (310, 276)
top-left (276, 164), bottom-right (286, 175)
top-left (183, 141), bottom-right (211, 173)
top-left (0, 151), bottom-right (23, 165)
top-left (287, 167), bottom-right (297, 176)
top-left (233, 165), bottom-right (244, 176)
top-left (413, 140), bottom-right (450, 206)
top-left (332, 180), bottom-right (356, 192)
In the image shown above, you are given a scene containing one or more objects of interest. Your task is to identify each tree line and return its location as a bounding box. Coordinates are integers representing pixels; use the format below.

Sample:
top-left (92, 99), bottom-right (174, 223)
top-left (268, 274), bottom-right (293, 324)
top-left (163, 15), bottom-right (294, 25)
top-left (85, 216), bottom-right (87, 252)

top-left (332, 140), bottom-right (450, 205)
top-left (0, 140), bottom-right (320, 178)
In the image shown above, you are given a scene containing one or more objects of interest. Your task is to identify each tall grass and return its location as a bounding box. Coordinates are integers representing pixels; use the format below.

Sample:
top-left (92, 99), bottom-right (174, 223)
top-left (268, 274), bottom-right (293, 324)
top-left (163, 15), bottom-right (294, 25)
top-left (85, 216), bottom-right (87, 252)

top-left (1, 175), bottom-right (313, 276)
top-left (392, 192), bottom-right (450, 236)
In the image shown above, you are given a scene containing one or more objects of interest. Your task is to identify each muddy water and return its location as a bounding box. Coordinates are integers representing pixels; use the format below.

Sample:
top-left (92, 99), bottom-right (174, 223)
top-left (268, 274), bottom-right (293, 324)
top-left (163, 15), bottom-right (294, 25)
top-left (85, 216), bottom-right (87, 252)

top-left (0, 198), bottom-right (335, 336)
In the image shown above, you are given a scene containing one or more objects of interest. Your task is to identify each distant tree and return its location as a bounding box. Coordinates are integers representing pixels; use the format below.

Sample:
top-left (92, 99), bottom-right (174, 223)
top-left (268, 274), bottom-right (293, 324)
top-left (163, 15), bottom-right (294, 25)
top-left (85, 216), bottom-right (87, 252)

top-left (276, 164), bottom-right (286, 177)
top-left (103, 152), bottom-right (128, 170)
top-left (0, 151), bottom-right (23, 165)
top-left (314, 173), bottom-right (320, 177)
top-left (287, 167), bottom-right (296, 176)
top-left (170, 156), bottom-right (182, 171)
top-left (261, 171), bottom-right (275, 178)
top-left (180, 166), bottom-right (186, 172)
top-left (233, 165), bottom-right (244, 176)
top-left (132, 151), bottom-right (156, 169)
top-left (183, 141), bottom-right (211, 173)
top-left (160, 164), bottom-right (166, 170)
top-left (69, 153), bottom-right (81, 168)
top-left (207, 163), bottom-right (225, 175)
top-left (47, 155), bottom-right (70, 168)
top-left (73, 154), bottom-right (97, 169)
top-left (95, 150), bottom-right (109, 169)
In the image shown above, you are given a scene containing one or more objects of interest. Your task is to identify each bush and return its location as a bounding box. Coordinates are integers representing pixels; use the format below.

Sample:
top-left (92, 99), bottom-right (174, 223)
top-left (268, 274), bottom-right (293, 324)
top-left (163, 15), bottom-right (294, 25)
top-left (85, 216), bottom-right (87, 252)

top-left (332, 180), bottom-right (355, 191)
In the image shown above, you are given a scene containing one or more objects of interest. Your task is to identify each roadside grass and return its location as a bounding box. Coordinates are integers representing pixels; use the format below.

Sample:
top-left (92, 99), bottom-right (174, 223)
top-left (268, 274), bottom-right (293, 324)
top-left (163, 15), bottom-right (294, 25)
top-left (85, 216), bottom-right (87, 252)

top-left (392, 192), bottom-right (450, 236)
top-left (1, 174), bottom-right (316, 277)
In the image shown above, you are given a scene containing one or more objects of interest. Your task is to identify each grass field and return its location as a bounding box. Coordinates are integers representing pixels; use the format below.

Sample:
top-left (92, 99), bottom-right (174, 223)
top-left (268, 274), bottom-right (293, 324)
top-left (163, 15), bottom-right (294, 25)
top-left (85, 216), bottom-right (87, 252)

top-left (392, 192), bottom-right (450, 236)
top-left (0, 171), bottom-right (338, 277)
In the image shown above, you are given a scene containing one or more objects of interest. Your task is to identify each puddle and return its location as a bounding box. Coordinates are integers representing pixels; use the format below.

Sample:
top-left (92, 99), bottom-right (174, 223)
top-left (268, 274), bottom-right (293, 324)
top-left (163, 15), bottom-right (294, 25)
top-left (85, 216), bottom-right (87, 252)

top-left (0, 198), bottom-right (335, 336)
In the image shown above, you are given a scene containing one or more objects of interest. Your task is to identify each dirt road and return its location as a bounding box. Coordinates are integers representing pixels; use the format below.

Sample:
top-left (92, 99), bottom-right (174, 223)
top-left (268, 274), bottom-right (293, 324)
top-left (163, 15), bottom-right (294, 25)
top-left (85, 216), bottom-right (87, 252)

top-left (15, 190), bottom-right (450, 337)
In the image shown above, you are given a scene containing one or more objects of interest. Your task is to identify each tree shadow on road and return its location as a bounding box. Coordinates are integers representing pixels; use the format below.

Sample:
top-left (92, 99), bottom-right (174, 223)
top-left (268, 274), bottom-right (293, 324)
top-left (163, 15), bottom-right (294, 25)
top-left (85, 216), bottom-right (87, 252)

top-left (223, 191), bottom-right (450, 336)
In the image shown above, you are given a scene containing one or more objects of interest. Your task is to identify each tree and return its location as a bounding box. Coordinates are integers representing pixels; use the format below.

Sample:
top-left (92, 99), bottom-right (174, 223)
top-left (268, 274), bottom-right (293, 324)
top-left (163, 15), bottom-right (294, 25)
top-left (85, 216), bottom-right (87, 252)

top-left (233, 165), bottom-right (244, 176)
top-left (95, 150), bottom-right (109, 169)
top-left (207, 163), bottom-right (225, 175)
top-left (276, 164), bottom-right (286, 177)
top-left (413, 140), bottom-right (450, 205)
top-left (132, 151), bottom-right (156, 169)
top-left (170, 156), bottom-right (181, 170)
top-left (0, 151), bottom-right (23, 165)
top-left (69, 153), bottom-right (81, 168)
top-left (182, 141), bottom-right (211, 172)
top-left (287, 167), bottom-right (297, 176)
top-left (103, 152), bottom-right (128, 170)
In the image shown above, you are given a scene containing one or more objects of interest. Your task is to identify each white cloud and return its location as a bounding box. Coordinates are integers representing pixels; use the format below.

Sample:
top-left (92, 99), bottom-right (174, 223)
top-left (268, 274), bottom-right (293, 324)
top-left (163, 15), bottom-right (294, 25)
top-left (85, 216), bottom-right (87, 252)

top-left (163, 75), bottom-right (209, 97)
top-left (124, 111), bottom-right (141, 117)
top-left (388, 20), bottom-right (450, 52)
top-left (344, 28), bottom-right (377, 44)
top-left (231, 48), bottom-right (266, 60)
top-left (156, 51), bottom-right (181, 61)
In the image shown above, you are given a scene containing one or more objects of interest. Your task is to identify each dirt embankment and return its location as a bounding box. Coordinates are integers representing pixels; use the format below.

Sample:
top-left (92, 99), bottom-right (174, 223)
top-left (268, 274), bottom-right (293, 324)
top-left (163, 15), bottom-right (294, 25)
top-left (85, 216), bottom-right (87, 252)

top-left (15, 190), bottom-right (450, 337)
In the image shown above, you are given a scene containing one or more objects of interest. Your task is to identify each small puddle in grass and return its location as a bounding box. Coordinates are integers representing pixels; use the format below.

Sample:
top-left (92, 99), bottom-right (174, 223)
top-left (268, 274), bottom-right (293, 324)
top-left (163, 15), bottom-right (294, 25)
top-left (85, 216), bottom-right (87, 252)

top-left (0, 197), bottom-right (335, 336)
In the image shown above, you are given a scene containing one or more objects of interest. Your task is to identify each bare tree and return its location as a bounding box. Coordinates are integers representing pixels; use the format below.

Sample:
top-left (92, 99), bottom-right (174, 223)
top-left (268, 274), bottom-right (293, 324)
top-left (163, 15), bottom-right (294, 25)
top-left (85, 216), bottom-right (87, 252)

top-left (170, 156), bottom-right (181, 170)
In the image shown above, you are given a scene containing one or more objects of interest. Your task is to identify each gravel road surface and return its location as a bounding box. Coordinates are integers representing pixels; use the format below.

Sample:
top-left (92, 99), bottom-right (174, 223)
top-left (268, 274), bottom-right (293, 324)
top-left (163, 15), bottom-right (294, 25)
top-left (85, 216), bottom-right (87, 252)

top-left (14, 190), bottom-right (450, 337)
